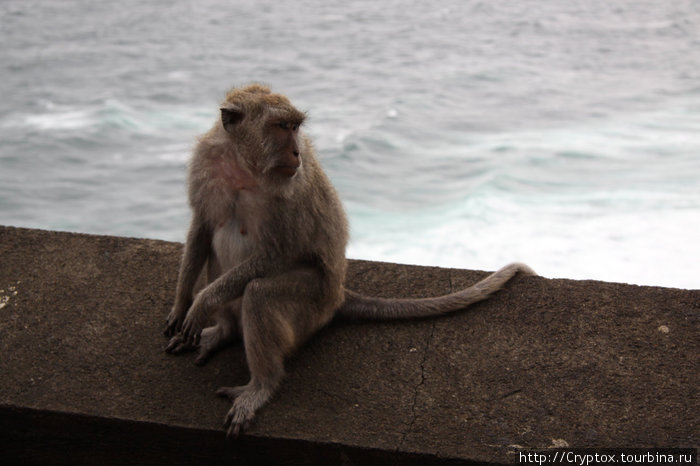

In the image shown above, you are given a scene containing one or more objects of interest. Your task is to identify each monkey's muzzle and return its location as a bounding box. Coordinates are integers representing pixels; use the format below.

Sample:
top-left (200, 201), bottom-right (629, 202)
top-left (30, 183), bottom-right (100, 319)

top-left (273, 165), bottom-right (299, 177)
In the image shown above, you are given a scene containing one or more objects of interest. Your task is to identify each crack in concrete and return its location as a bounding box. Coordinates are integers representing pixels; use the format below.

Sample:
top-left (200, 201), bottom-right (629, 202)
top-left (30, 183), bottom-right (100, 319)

top-left (397, 270), bottom-right (453, 451)
top-left (498, 388), bottom-right (523, 400)
top-left (398, 319), bottom-right (436, 451)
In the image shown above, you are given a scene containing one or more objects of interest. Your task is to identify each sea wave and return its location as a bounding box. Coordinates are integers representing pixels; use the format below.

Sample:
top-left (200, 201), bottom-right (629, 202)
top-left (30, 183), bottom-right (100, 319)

top-left (3, 99), bottom-right (211, 136)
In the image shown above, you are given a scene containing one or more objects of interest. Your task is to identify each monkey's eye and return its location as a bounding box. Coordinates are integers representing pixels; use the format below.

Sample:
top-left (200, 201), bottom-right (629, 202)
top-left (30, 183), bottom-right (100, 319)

top-left (278, 122), bottom-right (300, 131)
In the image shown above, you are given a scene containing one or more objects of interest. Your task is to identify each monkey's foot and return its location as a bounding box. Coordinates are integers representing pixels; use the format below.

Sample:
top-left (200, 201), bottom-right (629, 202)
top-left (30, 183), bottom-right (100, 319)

top-left (194, 325), bottom-right (237, 366)
top-left (217, 384), bottom-right (272, 438)
top-left (165, 333), bottom-right (197, 354)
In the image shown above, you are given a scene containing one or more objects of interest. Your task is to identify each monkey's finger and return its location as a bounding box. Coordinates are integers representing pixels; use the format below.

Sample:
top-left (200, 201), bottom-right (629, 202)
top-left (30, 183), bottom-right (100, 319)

top-left (165, 335), bottom-right (184, 353)
top-left (183, 330), bottom-right (199, 347)
top-left (184, 327), bottom-right (202, 346)
top-left (173, 343), bottom-right (188, 354)
top-left (180, 325), bottom-right (192, 343)
top-left (164, 320), bottom-right (182, 337)
top-left (168, 343), bottom-right (192, 354)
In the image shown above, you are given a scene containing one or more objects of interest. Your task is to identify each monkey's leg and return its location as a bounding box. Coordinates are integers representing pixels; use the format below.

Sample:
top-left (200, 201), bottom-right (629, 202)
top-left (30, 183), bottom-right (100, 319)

top-left (217, 269), bottom-right (329, 437)
top-left (194, 299), bottom-right (241, 366)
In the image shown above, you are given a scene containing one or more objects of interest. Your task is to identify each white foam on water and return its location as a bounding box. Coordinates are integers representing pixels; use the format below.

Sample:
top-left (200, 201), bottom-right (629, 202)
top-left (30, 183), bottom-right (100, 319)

top-left (347, 200), bottom-right (700, 289)
top-left (344, 103), bottom-right (700, 290)
top-left (20, 109), bottom-right (95, 131)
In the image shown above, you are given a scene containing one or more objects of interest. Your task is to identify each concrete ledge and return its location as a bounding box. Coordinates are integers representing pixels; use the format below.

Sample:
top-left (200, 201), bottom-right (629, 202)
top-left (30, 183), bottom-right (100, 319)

top-left (0, 226), bottom-right (697, 465)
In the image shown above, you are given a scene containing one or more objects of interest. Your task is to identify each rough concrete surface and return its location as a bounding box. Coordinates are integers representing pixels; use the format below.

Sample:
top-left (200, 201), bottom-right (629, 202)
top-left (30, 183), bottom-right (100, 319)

top-left (0, 225), bottom-right (697, 465)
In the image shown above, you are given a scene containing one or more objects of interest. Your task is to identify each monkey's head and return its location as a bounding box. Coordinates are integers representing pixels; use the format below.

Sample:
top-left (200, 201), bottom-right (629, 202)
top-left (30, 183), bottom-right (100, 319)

top-left (219, 84), bottom-right (307, 188)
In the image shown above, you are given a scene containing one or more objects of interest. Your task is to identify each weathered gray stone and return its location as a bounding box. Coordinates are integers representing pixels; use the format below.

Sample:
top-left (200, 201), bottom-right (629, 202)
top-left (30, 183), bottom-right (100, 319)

top-left (0, 226), bottom-right (697, 465)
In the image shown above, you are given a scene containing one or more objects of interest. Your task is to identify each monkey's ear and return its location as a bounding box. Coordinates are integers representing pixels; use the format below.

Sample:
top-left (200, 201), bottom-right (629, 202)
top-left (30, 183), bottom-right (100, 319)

top-left (221, 107), bottom-right (244, 133)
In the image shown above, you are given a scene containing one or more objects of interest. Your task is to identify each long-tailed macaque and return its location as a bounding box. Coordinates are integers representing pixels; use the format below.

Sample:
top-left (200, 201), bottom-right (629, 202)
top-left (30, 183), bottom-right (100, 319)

top-left (164, 84), bottom-right (534, 437)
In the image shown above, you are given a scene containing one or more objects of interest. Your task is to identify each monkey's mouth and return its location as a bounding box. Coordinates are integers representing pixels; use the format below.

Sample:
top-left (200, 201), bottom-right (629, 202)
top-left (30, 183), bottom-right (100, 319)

top-left (272, 165), bottom-right (299, 177)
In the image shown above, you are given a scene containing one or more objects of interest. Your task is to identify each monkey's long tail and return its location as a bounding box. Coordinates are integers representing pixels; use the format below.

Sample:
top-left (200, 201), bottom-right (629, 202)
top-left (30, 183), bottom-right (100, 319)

top-left (338, 262), bottom-right (534, 320)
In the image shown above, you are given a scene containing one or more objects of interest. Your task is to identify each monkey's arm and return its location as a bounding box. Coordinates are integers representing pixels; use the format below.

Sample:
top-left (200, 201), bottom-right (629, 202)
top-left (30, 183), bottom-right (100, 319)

top-left (179, 254), bottom-right (276, 344)
top-left (165, 219), bottom-right (212, 336)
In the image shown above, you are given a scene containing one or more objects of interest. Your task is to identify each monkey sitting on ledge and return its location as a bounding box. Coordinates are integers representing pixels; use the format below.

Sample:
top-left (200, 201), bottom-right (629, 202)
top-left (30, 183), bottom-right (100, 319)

top-left (164, 83), bottom-right (534, 437)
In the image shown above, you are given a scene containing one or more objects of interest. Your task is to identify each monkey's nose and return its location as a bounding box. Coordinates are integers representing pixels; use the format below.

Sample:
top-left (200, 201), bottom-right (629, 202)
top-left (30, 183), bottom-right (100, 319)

top-left (293, 150), bottom-right (300, 157)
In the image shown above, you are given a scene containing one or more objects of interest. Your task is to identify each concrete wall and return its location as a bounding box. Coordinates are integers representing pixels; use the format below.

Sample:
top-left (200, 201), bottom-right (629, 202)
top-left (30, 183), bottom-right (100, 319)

top-left (0, 226), bottom-right (697, 465)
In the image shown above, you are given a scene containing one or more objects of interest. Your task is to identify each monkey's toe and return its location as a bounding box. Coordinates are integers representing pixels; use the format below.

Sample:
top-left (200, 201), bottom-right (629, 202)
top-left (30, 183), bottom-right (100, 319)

top-left (223, 403), bottom-right (253, 438)
top-left (194, 352), bottom-right (210, 366)
top-left (225, 420), bottom-right (250, 439)
top-left (216, 385), bottom-right (246, 401)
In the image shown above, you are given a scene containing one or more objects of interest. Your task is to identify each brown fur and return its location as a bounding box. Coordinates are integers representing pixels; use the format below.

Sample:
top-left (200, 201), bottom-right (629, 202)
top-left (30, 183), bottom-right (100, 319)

top-left (165, 84), bottom-right (533, 437)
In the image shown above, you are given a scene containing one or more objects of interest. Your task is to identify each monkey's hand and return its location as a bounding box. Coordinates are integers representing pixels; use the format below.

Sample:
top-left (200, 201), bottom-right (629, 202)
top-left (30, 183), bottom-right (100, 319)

top-left (164, 306), bottom-right (186, 337)
top-left (165, 333), bottom-right (196, 355)
top-left (180, 300), bottom-right (208, 346)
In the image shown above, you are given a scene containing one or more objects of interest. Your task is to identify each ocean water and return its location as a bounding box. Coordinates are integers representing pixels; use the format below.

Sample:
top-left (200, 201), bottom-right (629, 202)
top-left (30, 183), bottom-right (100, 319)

top-left (1, 0), bottom-right (699, 289)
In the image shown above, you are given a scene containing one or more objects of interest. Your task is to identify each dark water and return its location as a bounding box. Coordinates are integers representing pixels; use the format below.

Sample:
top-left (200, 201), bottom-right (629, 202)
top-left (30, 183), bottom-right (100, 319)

top-left (1, 0), bottom-right (699, 288)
